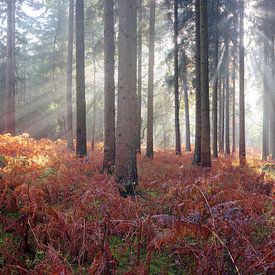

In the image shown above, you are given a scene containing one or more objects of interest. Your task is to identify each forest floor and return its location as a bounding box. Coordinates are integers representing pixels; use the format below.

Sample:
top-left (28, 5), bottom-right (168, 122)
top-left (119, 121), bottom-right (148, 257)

top-left (0, 134), bottom-right (274, 274)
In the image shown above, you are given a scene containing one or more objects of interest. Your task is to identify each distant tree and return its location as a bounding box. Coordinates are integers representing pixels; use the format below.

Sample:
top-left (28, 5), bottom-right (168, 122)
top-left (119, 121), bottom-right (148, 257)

top-left (200, 0), bottom-right (211, 167)
top-left (146, 0), bottom-right (156, 159)
top-left (66, 0), bottom-right (74, 150)
top-left (116, 0), bottom-right (138, 195)
top-left (225, 32), bottom-right (230, 155)
top-left (174, 0), bottom-right (181, 156)
top-left (75, 0), bottom-right (87, 157)
top-left (239, 0), bottom-right (246, 165)
top-left (103, 0), bottom-right (116, 173)
top-left (5, 0), bottom-right (16, 135)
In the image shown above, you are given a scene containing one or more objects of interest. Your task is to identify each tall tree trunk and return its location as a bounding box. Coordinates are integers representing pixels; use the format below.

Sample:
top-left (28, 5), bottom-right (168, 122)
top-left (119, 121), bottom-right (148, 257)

top-left (239, 0), bottom-right (246, 165)
top-left (270, 34), bottom-right (275, 160)
top-left (136, 0), bottom-right (143, 154)
top-left (232, 56), bottom-right (236, 153)
top-left (183, 62), bottom-right (191, 152)
top-left (116, 0), bottom-right (138, 195)
top-left (91, 60), bottom-right (96, 151)
top-left (192, 0), bottom-right (201, 165)
top-left (5, 0), bottom-right (15, 135)
top-left (200, 0), bottom-right (211, 167)
top-left (212, 0), bottom-right (219, 158)
top-left (103, 0), bottom-right (116, 172)
top-left (146, 0), bottom-right (155, 159)
top-left (174, 0), bottom-right (181, 155)
top-left (66, 0), bottom-right (74, 150)
top-left (225, 33), bottom-right (230, 155)
top-left (219, 76), bottom-right (225, 153)
top-left (75, 0), bottom-right (87, 157)
top-left (262, 17), bottom-right (269, 160)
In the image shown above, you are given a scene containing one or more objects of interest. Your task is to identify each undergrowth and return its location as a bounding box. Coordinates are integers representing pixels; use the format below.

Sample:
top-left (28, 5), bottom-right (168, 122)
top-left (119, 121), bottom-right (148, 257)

top-left (0, 134), bottom-right (274, 274)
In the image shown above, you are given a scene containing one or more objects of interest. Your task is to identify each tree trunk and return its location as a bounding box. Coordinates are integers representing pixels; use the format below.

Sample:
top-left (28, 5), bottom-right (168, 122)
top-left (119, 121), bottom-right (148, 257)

top-left (212, 0), bottom-right (219, 158)
top-left (174, 0), bottom-right (181, 155)
top-left (5, 0), bottom-right (15, 135)
top-left (192, 0), bottom-right (201, 165)
top-left (136, 0), bottom-right (143, 154)
top-left (116, 0), bottom-right (138, 195)
top-left (103, 0), bottom-right (116, 172)
top-left (66, 0), bottom-right (74, 150)
top-left (232, 56), bottom-right (236, 153)
top-left (262, 17), bottom-right (269, 160)
top-left (270, 35), bottom-right (275, 160)
top-left (183, 62), bottom-right (191, 152)
top-left (75, 0), bottom-right (87, 157)
top-left (239, 0), bottom-right (246, 165)
top-left (146, 0), bottom-right (155, 159)
top-left (200, 0), bottom-right (211, 167)
top-left (91, 61), bottom-right (96, 151)
top-left (225, 33), bottom-right (230, 155)
top-left (219, 76), bottom-right (225, 153)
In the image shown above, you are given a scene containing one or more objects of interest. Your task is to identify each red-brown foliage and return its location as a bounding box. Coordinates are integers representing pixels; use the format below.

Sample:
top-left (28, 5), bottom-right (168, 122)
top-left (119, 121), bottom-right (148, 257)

top-left (0, 134), bottom-right (274, 274)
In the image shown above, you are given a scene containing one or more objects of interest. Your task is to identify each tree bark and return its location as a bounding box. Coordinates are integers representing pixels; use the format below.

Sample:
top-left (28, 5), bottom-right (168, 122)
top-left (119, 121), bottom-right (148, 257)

top-left (4, 0), bottom-right (15, 135)
top-left (225, 33), bottom-right (230, 155)
top-left (146, 0), bottom-right (155, 159)
top-left (75, 0), bottom-right (87, 157)
top-left (200, 0), bottom-right (211, 167)
top-left (174, 0), bottom-right (181, 155)
top-left (103, 0), bottom-right (116, 172)
top-left (239, 0), bottom-right (246, 165)
top-left (116, 0), bottom-right (138, 195)
top-left (136, 0), bottom-right (143, 154)
top-left (232, 56), bottom-right (236, 153)
top-left (183, 61), bottom-right (191, 152)
top-left (192, 0), bottom-right (201, 165)
top-left (66, 0), bottom-right (74, 150)
top-left (212, 0), bottom-right (219, 158)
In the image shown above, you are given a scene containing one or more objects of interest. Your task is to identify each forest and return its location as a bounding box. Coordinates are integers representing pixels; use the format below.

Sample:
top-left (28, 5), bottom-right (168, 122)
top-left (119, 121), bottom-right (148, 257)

top-left (0, 0), bottom-right (274, 274)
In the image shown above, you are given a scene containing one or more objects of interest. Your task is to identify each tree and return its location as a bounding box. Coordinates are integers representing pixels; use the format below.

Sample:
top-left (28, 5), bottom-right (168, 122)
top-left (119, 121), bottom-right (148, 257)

top-left (146, 0), bottom-right (155, 159)
top-left (239, 0), bottom-right (246, 165)
top-left (200, 0), bottom-right (211, 167)
top-left (75, 0), bottom-right (87, 157)
top-left (182, 54), bottom-right (191, 152)
top-left (212, 0), bottom-right (219, 158)
top-left (103, 0), bottom-right (116, 172)
top-left (192, 0), bottom-right (201, 165)
top-left (116, 0), bottom-right (138, 195)
top-left (136, 0), bottom-right (143, 154)
top-left (174, 0), bottom-right (181, 155)
top-left (4, 0), bottom-right (16, 135)
top-left (225, 32), bottom-right (230, 155)
top-left (66, 0), bottom-right (74, 150)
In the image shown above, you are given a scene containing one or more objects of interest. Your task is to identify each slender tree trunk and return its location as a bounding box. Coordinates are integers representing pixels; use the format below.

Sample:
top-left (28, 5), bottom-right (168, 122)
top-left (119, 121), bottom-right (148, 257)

top-left (146, 0), bottom-right (155, 159)
top-left (174, 0), bottom-right (181, 155)
top-left (218, 77), bottom-right (223, 152)
top-left (66, 0), bottom-right (74, 150)
top-left (220, 76), bottom-right (225, 153)
top-left (270, 34), bottom-right (275, 160)
top-left (239, 0), bottom-right (246, 165)
top-left (225, 34), bottom-right (230, 155)
top-left (212, 0), bottom-right (219, 158)
top-left (200, 0), bottom-right (211, 167)
top-left (5, 0), bottom-right (15, 135)
top-left (75, 0), bottom-right (87, 157)
top-left (136, 0), bottom-right (143, 154)
top-left (91, 60), bottom-right (96, 151)
top-left (232, 56), bottom-right (236, 153)
top-left (116, 0), bottom-right (138, 195)
top-left (183, 63), bottom-right (191, 152)
top-left (103, 0), bottom-right (116, 172)
top-left (192, 0), bottom-right (201, 165)
top-left (262, 21), bottom-right (269, 160)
